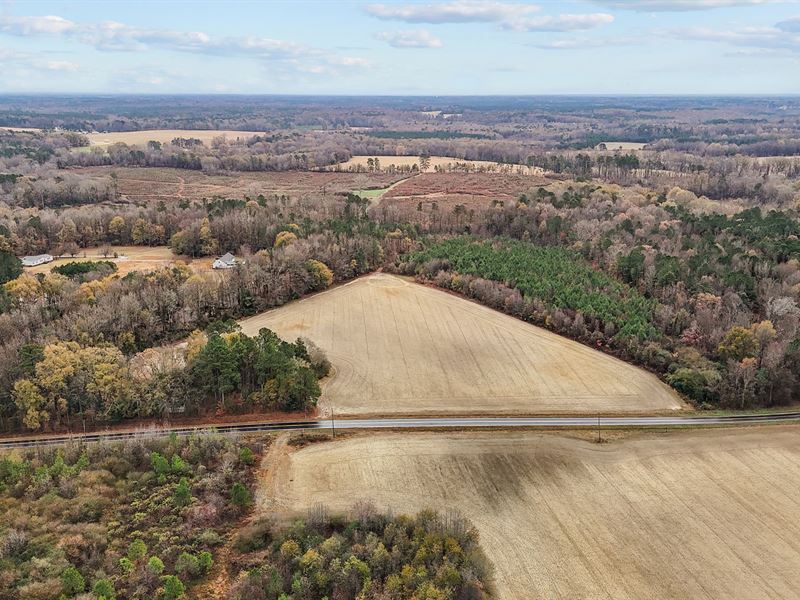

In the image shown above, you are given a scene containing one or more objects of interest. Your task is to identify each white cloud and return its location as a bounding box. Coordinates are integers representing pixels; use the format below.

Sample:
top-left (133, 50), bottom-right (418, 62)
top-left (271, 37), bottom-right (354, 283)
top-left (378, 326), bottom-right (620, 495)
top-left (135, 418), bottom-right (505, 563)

top-left (327, 55), bottom-right (372, 67)
top-left (0, 14), bottom-right (368, 72)
top-left (364, 1), bottom-right (614, 35)
top-left (41, 60), bottom-right (79, 71)
top-left (777, 16), bottom-right (800, 31)
top-left (376, 29), bottom-right (443, 47)
top-left (504, 13), bottom-right (614, 31)
top-left (364, 1), bottom-right (540, 23)
top-left (664, 20), bottom-right (800, 53)
top-left (0, 15), bottom-right (77, 35)
top-left (0, 45), bottom-right (80, 72)
top-left (529, 35), bottom-right (641, 48)
top-left (588, 0), bottom-right (789, 11)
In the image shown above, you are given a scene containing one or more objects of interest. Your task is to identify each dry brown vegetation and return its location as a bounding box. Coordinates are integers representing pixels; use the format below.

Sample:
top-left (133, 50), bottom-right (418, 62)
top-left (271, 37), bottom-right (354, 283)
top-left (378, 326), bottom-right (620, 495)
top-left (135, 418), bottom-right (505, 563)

top-left (237, 273), bottom-right (681, 416)
top-left (383, 172), bottom-right (547, 200)
top-left (73, 167), bottom-right (405, 203)
top-left (265, 426), bottom-right (800, 600)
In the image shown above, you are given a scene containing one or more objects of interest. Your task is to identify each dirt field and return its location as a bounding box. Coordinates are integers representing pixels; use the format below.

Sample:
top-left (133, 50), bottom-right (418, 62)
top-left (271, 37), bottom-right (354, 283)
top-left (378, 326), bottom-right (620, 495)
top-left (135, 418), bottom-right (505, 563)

top-left (331, 155), bottom-right (542, 175)
top-left (264, 426), bottom-right (800, 600)
top-left (73, 167), bottom-right (404, 203)
top-left (382, 172), bottom-right (548, 200)
top-left (23, 245), bottom-right (210, 276)
top-left (237, 273), bottom-right (681, 416)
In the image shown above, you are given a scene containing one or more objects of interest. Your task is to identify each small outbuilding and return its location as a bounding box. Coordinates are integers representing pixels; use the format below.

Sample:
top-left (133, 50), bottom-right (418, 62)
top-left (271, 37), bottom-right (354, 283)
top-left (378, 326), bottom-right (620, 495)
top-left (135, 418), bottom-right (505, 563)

top-left (212, 252), bottom-right (237, 269)
top-left (21, 254), bottom-right (54, 267)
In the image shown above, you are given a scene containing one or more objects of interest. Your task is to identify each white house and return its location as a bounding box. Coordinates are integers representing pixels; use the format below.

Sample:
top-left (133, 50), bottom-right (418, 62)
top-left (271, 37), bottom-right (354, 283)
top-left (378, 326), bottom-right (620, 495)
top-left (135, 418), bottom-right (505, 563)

top-left (21, 254), bottom-right (54, 267)
top-left (212, 252), bottom-right (237, 269)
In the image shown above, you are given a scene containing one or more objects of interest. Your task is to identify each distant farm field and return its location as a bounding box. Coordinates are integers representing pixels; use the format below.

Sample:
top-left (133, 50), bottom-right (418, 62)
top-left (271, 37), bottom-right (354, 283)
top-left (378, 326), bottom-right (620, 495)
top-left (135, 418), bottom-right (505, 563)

top-left (266, 426), bottom-right (800, 600)
top-left (72, 167), bottom-right (405, 203)
top-left (597, 141), bottom-right (648, 151)
top-left (85, 129), bottom-right (267, 146)
top-left (1, 127), bottom-right (268, 146)
top-left (330, 155), bottom-right (542, 175)
top-left (237, 273), bottom-right (681, 416)
top-left (383, 171), bottom-right (547, 199)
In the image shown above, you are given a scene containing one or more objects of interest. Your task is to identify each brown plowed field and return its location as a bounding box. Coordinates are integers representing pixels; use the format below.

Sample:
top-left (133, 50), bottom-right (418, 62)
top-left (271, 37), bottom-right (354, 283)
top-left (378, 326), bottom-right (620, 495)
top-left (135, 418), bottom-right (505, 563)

top-left (72, 167), bottom-right (405, 203)
top-left (265, 427), bottom-right (800, 600)
top-left (383, 172), bottom-right (548, 199)
top-left (237, 273), bottom-right (682, 416)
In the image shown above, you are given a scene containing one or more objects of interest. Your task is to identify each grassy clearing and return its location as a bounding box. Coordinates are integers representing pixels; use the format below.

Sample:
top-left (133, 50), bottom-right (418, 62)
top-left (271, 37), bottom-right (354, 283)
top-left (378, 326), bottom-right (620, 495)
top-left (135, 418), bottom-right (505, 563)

top-left (352, 187), bottom-right (390, 198)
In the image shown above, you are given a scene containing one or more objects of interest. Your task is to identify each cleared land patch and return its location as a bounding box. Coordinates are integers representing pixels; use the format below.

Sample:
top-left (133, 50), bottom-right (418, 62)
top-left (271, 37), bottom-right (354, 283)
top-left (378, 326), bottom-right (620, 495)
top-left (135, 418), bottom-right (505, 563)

top-left (383, 172), bottom-right (547, 199)
top-left (85, 129), bottom-right (268, 146)
top-left (266, 427), bottom-right (800, 600)
top-left (23, 245), bottom-right (211, 275)
top-left (237, 273), bottom-right (681, 416)
top-left (72, 167), bottom-right (404, 203)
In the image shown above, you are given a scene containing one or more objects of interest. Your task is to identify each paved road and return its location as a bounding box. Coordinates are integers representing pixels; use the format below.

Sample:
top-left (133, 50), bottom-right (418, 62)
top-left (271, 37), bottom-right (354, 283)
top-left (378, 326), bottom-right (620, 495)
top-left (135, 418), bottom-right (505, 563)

top-left (2, 412), bottom-right (800, 448)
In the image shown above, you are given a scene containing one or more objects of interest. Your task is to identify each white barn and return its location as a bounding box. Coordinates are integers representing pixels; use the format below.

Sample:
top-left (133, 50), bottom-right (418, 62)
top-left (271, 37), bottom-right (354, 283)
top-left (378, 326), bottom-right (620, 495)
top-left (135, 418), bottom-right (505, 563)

top-left (21, 254), bottom-right (54, 267)
top-left (212, 252), bottom-right (237, 269)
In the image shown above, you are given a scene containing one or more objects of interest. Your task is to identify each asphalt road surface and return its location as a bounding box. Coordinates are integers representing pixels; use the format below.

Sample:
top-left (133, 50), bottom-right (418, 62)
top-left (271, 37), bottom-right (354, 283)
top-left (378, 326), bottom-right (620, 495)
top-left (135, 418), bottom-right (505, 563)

top-left (2, 412), bottom-right (800, 448)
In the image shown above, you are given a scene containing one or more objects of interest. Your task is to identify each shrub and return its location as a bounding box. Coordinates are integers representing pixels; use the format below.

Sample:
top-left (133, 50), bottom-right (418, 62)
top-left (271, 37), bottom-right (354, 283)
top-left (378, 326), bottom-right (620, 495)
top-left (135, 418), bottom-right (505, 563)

top-left (238, 447), bottom-right (255, 466)
top-left (61, 565), bottom-right (86, 596)
top-left (230, 482), bottom-right (251, 508)
top-left (151, 452), bottom-right (170, 477)
top-left (118, 557), bottom-right (133, 574)
top-left (161, 575), bottom-right (185, 600)
top-left (92, 578), bottom-right (115, 600)
top-left (198, 550), bottom-right (213, 574)
top-left (175, 552), bottom-right (201, 579)
top-left (147, 556), bottom-right (165, 575)
top-left (127, 538), bottom-right (147, 562)
top-left (173, 478), bottom-right (191, 507)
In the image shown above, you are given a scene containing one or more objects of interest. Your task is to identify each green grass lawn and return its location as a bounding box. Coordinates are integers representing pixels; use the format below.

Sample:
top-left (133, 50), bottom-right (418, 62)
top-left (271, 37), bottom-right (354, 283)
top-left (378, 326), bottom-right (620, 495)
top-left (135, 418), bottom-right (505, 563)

top-left (352, 186), bottom-right (391, 198)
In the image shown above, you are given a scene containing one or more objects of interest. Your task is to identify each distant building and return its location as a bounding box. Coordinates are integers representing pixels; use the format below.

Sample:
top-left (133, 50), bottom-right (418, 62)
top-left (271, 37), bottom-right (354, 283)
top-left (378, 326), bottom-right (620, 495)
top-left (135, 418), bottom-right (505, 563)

top-left (21, 254), bottom-right (54, 267)
top-left (212, 252), bottom-right (237, 269)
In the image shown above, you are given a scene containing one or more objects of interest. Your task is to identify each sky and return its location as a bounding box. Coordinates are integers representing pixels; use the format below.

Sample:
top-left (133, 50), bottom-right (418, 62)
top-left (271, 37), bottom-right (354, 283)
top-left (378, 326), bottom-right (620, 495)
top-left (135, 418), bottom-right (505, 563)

top-left (1, 0), bottom-right (799, 95)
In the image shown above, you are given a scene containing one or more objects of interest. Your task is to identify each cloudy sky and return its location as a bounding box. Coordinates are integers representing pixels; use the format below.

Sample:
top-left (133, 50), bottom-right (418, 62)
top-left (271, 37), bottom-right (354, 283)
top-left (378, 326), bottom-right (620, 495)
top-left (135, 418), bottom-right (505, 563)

top-left (1, 0), bottom-right (799, 94)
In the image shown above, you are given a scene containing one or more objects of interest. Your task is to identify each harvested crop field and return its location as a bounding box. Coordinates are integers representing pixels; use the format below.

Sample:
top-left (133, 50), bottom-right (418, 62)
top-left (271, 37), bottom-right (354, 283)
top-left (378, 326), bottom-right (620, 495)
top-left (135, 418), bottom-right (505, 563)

top-left (72, 167), bottom-right (404, 203)
top-left (85, 129), bottom-right (268, 146)
top-left (265, 426), bottom-right (800, 600)
top-left (382, 172), bottom-right (548, 200)
top-left (237, 273), bottom-right (681, 416)
top-left (330, 155), bottom-right (541, 175)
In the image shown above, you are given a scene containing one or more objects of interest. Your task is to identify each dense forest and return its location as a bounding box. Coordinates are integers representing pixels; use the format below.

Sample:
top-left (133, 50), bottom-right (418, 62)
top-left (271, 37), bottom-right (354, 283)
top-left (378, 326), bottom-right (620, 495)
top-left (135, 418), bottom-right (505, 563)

top-left (229, 506), bottom-right (493, 600)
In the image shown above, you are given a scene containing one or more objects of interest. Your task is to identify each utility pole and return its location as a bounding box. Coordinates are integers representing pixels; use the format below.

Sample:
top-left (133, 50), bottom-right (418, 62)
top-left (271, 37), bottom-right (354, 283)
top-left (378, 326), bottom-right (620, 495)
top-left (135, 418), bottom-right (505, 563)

top-left (596, 414), bottom-right (602, 444)
top-left (331, 407), bottom-right (336, 439)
